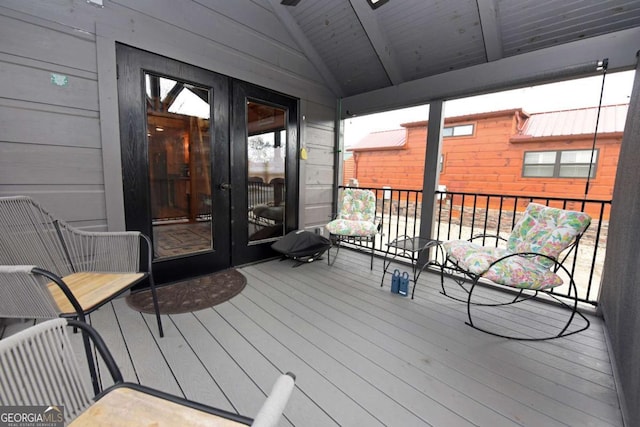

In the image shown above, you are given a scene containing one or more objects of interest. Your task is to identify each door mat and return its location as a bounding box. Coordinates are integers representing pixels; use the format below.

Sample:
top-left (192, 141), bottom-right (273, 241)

top-left (126, 269), bottom-right (246, 315)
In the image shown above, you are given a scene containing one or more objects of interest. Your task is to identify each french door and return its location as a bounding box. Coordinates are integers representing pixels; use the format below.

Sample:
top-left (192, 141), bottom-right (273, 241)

top-left (117, 44), bottom-right (298, 284)
top-left (231, 81), bottom-right (299, 265)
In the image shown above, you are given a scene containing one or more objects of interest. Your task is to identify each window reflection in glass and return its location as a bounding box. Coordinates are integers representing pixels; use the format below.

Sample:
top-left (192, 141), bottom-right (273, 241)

top-left (247, 101), bottom-right (287, 242)
top-left (145, 73), bottom-right (213, 258)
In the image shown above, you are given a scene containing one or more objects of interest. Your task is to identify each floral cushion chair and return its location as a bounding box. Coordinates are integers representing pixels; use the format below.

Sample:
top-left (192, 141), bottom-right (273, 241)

top-left (325, 188), bottom-right (380, 269)
top-left (442, 203), bottom-right (591, 340)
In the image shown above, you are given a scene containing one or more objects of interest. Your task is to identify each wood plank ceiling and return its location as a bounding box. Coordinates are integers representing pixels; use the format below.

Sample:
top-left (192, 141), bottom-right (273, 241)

top-left (268, 0), bottom-right (640, 97)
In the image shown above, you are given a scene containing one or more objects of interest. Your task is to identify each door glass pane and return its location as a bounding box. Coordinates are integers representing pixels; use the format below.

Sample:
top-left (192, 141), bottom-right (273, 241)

top-left (145, 73), bottom-right (213, 258)
top-left (247, 101), bottom-right (287, 242)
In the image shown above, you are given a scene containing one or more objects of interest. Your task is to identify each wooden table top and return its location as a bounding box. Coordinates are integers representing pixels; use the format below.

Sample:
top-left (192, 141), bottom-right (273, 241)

top-left (47, 271), bottom-right (144, 314)
top-left (69, 387), bottom-right (248, 427)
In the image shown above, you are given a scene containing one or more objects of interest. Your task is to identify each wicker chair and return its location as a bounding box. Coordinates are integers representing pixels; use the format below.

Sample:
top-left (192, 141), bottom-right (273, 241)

top-left (441, 203), bottom-right (592, 340)
top-left (0, 195), bottom-right (163, 393)
top-left (0, 318), bottom-right (295, 427)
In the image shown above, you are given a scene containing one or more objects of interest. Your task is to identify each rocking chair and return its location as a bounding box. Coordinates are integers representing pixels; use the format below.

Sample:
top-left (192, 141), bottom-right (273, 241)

top-left (441, 203), bottom-right (592, 340)
top-left (325, 188), bottom-right (380, 269)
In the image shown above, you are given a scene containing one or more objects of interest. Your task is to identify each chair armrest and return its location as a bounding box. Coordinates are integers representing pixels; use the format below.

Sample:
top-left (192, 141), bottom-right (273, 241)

top-left (251, 372), bottom-right (296, 427)
top-left (0, 265), bottom-right (70, 319)
top-left (57, 223), bottom-right (151, 273)
top-left (68, 319), bottom-right (124, 386)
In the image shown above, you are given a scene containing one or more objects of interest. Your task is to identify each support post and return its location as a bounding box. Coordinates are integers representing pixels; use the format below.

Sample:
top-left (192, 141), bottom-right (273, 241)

top-left (418, 100), bottom-right (445, 266)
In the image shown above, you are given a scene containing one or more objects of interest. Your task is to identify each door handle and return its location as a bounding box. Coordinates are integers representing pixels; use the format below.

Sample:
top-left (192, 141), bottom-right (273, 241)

top-left (219, 183), bottom-right (232, 190)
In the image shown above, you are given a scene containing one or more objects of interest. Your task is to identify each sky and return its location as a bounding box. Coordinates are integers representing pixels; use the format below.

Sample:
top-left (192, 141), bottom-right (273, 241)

top-left (344, 70), bottom-right (635, 148)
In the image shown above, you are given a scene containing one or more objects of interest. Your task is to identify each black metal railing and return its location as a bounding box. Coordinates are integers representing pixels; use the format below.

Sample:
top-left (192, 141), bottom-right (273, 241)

top-left (248, 180), bottom-right (273, 208)
top-left (337, 186), bottom-right (610, 306)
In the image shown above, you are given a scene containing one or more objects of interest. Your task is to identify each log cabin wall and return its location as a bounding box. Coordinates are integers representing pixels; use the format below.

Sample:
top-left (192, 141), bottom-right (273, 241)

top-left (344, 108), bottom-right (622, 217)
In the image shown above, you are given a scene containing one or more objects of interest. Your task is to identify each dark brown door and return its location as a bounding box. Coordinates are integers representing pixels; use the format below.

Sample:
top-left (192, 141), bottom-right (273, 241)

top-left (231, 82), bottom-right (299, 265)
top-left (116, 45), bottom-right (299, 282)
top-left (117, 44), bottom-right (230, 283)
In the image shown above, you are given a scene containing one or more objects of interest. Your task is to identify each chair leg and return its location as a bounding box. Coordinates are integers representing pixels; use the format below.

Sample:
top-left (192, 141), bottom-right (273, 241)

top-left (439, 258), bottom-right (474, 303)
top-left (148, 275), bottom-right (164, 338)
top-left (75, 312), bottom-right (101, 396)
top-left (327, 235), bottom-right (375, 269)
top-left (555, 273), bottom-right (590, 337)
top-left (141, 233), bottom-right (164, 337)
top-left (464, 273), bottom-right (591, 341)
top-left (327, 235), bottom-right (340, 266)
top-left (369, 239), bottom-right (374, 270)
top-left (465, 277), bottom-right (480, 330)
top-left (440, 260), bottom-right (447, 295)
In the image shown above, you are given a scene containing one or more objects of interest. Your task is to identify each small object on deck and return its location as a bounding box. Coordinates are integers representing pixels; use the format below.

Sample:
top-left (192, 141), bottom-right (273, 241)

top-left (391, 269), bottom-right (400, 294)
top-left (398, 271), bottom-right (410, 296)
top-left (271, 230), bottom-right (331, 267)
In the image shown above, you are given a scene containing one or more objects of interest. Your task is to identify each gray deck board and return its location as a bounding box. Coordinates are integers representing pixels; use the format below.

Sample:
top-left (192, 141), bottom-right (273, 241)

top-left (108, 297), bottom-right (182, 396)
top-left (252, 257), bottom-right (621, 426)
top-left (183, 309), bottom-right (299, 427)
top-left (140, 311), bottom-right (232, 409)
top-left (235, 286), bottom-right (469, 426)
top-left (1, 249), bottom-right (624, 426)
top-left (245, 266), bottom-right (608, 425)
top-left (215, 297), bottom-right (382, 426)
top-left (167, 311), bottom-right (272, 419)
top-left (244, 265), bottom-right (538, 426)
top-left (338, 253), bottom-right (622, 422)
top-left (88, 301), bottom-right (137, 389)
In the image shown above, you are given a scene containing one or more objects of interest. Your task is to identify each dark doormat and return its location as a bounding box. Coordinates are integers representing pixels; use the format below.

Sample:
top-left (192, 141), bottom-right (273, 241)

top-left (126, 269), bottom-right (247, 315)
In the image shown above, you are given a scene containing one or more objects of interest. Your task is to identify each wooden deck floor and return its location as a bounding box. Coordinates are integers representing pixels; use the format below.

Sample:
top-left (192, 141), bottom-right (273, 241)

top-left (1, 250), bottom-right (623, 426)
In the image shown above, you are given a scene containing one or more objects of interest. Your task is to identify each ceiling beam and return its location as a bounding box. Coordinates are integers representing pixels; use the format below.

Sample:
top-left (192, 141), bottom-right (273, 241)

top-left (267, 0), bottom-right (345, 97)
top-left (476, 0), bottom-right (503, 62)
top-left (349, 0), bottom-right (403, 86)
top-left (341, 27), bottom-right (640, 117)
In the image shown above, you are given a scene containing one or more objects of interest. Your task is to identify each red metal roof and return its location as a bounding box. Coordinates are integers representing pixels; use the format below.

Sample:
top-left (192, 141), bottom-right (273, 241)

top-left (519, 104), bottom-right (628, 137)
top-left (348, 128), bottom-right (406, 151)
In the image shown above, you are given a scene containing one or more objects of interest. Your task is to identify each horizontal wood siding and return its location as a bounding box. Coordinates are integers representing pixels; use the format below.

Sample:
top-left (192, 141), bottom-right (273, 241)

top-left (442, 113), bottom-right (521, 195)
top-left (352, 126), bottom-right (427, 190)
top-left (299, 100), bottom-right (335, 228)
top-left (0, 1), bottom-right (336, 232)
top-left (0, 4), bottom-right (103, 225)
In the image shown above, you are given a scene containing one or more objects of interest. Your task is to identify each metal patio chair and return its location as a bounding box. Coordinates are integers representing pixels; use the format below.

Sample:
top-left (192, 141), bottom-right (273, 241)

top-left (0, 318), bottom-right (295, 427)
top-left (0, 195), bottom-right (164, 393)
top-left (441, 202), bottom-right (592, 340)
top-left (325, 188), bottom-right (381, 270)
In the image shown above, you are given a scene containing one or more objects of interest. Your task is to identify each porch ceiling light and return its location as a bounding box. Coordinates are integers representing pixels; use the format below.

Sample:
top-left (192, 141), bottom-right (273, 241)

top-left (280, 0), bottom-right (301, 5)
top-left (367, 0), bottom-right (389, 9)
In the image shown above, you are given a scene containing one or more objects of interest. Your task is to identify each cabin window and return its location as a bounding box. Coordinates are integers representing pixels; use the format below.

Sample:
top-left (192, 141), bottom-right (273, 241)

top-left (523, 149), bottom-right (598, 178)
top-left (442, 123), bottom-right (474, 137)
